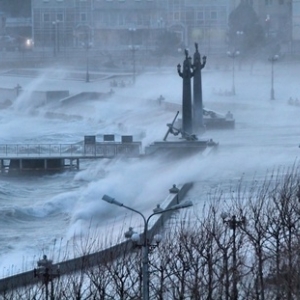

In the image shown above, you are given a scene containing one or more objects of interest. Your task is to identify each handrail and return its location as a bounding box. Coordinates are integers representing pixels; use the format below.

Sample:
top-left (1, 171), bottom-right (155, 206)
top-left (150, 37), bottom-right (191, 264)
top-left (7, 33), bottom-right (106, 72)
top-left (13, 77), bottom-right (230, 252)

top-left (0, 142), bottom-right (142, 158)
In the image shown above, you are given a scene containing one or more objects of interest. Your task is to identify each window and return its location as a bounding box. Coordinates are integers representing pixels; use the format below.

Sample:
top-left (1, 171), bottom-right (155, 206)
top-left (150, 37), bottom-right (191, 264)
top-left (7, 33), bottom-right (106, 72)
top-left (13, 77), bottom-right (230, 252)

top-left (174, 12), bottom-right (180, 21)
top-left (57, 13), bottom-right (63, 21)
top-left (197, 11), bottom-right (204, 20)
top-left (210, 11), bottom-right (217, 20)
top-left (197, 11), bottom-right (204, 25)
top-left (118, 14), bottom-right (125, 25)
top-left (81, 13), bottom-right (87, 22)
top-left (44, 13), bottom-right (50, 22)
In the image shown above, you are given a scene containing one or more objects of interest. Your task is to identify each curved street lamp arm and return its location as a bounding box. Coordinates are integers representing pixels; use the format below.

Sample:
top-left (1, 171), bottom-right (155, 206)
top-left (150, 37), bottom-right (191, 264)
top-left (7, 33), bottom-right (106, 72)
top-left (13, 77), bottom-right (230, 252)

top-left (122, 204), bottom-right (147, 228)
top-left (145, 200), bottom-right (193, 236)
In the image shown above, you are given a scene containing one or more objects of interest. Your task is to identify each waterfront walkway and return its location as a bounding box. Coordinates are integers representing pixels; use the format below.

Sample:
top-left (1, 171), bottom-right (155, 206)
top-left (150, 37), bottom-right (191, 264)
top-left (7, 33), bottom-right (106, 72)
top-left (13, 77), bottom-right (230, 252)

top-left (0, 182), bottom-right (193, 293)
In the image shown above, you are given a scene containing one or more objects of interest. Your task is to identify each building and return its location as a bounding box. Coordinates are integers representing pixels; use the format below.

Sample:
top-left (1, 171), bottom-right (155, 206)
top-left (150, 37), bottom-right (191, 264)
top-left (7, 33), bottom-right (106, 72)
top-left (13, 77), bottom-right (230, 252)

top-left (0, 0), bottom-right (31, 40)
top-left (31, 0), bottom-right (234, 55)
top-left (31, 0), bottom-right (92, 52)
top-left (164, 0), bottom-right (231, 54)
top-left (251, 0), bottom-right (292, 52)
top-left (31, 0), bottom-right (164, 52)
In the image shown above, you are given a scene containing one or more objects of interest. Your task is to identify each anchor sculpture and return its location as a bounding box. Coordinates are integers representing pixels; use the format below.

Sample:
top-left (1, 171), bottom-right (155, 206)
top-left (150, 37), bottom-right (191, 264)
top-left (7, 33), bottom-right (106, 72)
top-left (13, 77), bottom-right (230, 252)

top-left (163, 111), bottom-right (197, 141)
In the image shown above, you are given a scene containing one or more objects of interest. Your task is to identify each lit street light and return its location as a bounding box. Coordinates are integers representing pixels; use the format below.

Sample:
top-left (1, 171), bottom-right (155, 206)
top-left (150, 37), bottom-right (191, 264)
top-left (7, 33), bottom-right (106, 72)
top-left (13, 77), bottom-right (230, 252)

top-left (268, 54), bottom-right (279, 100)
top-left (102, 194), bottom-right (193, 300)
top-left (52, 20), bottom-right (60, 57)
top-left (227, 50), bottom-right (240, 95)
top-left (221, 213), bottom-right (246, 300)
top-left (34, 254), bottom-right (60, 300)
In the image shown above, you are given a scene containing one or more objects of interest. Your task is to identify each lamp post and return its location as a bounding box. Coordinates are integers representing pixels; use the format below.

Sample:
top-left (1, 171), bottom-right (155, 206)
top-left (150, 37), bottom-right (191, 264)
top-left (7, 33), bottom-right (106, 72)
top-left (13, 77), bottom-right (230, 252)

top-left (56, 21), bottom-right (60, 53)
top-left (83, 39), bottom-right (92, 83)
top-left (236, 31), bottom-right (243, 45)
top-left (15, 83), bottom-right (22, 97)
top-left (265, 15), bottom-right (271, 39)
top-left (227, 50), bottom-right (240, 95)
top-left (52, 21), bottom-right (60, 57)
top-left (102, 194), bottom-right (193, 300)
top-left (193, 43), bottom-right (206, 133)
top-left (169, 184), bottom-right (180, 204)
top-left (34, 254), bottom-right (60, 300)
top-left (221, 213), bottom-right (246, 300)
top-left (268, 54), bottom-right (279, 100)
top-left (52, 21), bottom-right (56, 57)
top-left (235, 31), bottom-right (243, 71)
top-left (129, 28), bottom-right (139, 84)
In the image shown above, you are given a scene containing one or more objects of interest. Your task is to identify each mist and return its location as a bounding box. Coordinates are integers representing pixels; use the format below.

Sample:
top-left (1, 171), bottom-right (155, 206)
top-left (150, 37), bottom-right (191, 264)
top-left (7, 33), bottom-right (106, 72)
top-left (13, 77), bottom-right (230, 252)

top-left (0, 31), bottom-right (299, 277)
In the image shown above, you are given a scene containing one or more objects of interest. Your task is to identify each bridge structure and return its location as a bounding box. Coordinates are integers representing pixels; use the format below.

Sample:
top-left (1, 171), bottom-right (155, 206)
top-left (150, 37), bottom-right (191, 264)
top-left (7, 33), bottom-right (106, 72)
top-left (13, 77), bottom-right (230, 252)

top-left (0, 135), bottom-right (141, 173)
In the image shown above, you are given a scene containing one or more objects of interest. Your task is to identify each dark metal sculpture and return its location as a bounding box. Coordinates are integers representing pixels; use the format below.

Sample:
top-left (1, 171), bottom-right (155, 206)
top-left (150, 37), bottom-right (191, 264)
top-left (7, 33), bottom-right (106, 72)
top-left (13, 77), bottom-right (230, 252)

top-left (193, 43), bottom-right (206, 133)
top-left (163, 111), bottom-right (197, 141)
top-left (177, 49), bottom-right (194, 136)
top-left (163, 111), bottom-right (180, 141)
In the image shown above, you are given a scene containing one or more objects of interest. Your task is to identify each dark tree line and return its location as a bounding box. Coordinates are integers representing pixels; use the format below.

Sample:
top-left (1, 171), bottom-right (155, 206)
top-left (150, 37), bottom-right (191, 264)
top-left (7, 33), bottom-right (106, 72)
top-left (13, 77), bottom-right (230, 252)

top-left (2, 165), bottom-right (300, 299)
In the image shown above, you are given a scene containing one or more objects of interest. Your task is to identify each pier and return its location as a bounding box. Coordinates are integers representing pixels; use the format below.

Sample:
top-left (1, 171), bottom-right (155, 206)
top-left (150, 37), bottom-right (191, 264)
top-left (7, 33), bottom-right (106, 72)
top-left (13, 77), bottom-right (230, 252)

top-left (0, 135), bottom-right (141, 173)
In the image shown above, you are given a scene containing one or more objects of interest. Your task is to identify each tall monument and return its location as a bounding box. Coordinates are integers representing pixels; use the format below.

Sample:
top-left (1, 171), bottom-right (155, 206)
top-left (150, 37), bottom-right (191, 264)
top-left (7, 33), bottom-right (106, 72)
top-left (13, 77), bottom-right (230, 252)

top-left (193, 43), bottom-right (206, 134)
top-left (177, 49), bottom-right (194, 136)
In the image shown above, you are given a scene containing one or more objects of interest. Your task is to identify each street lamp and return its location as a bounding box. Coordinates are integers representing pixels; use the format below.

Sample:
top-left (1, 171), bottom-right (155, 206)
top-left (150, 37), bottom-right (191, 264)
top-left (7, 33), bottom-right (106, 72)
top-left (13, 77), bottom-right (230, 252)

top-left (169, 184), bottom-right (180, 204)
top-left (221, 213), bottom-right (246, 300)
top-left (15, 83), bottom-right (22, 97)
top-left (102, 194), bottom-right (193, 300)
top-left (34, 254), bottom-right (60, 300)
top-left (265, 15), bottom-right (271, 38)
top-left (129, 28), bottom-right (139, 84)
top-left (52, 22), bottom-right (56, 57)
top-left (82, 40), bottom-right (92, 83)
top-left (236, 31), bottom-right (243, 42)
top-left (227, 50), bottom-right (240, 95)
top-left (235, 31), bottom-right (243, 53)
top-left (268, 54), bottom-right (279, 100)
top-left (52, 21), bottom-right (60, 57)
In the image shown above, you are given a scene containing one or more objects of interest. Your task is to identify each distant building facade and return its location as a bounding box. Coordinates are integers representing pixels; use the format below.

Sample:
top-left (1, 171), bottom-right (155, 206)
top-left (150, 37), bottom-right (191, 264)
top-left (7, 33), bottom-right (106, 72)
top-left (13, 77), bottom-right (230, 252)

top-left (31, 0), bottom-right (233, 54)
top-left (250, 0), bottom-right (293, 52)
top-left (30, 0), bottom-right (299, 55)
top-left (164, 0), bottom-right (230, 54)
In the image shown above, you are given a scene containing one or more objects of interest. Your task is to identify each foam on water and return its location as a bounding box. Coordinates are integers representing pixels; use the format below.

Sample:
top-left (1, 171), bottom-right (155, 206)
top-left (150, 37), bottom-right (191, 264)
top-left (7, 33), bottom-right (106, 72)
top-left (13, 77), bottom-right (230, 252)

top-left (0, 62), bottom-right (299, 274)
